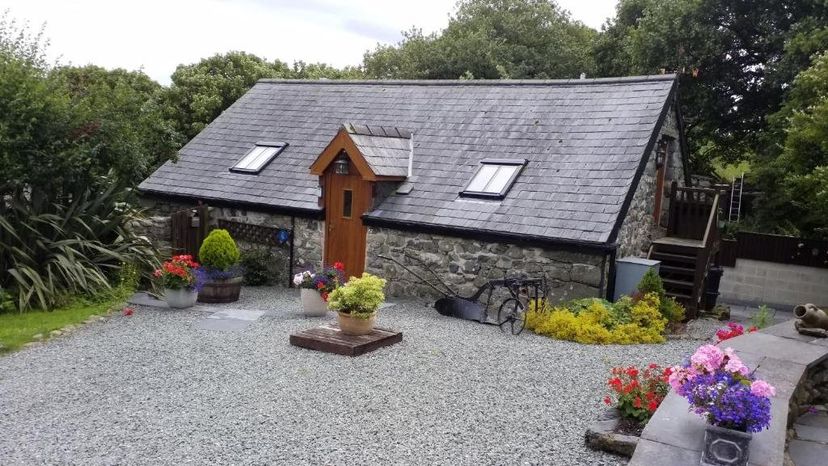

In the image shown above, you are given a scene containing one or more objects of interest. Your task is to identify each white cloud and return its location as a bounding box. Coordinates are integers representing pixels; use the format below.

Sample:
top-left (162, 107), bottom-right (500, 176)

top-left (1, 0), bottom-right (617, 84)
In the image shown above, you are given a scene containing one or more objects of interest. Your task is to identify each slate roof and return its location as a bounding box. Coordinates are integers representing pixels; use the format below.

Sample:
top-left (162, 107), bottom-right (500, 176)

top-left (139, 75), bottom-right (678, 245)
top-left (344, 123), bottom-right (411, 177)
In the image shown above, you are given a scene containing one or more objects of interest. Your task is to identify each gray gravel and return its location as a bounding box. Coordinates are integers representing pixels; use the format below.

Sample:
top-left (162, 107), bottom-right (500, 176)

top-left (0, 287), bottom-right (709, 465)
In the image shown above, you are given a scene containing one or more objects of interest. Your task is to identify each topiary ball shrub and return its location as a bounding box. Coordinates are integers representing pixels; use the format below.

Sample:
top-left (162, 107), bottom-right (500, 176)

top-left (198, 229), bottom-right (240, 271)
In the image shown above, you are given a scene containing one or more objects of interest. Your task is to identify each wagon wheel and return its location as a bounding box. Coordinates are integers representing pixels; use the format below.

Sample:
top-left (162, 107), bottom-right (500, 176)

top-left (497, 298), bottom-right (526, 335)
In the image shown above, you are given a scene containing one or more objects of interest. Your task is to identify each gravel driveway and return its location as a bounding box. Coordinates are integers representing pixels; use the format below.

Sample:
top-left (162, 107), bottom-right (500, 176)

top-left (0, 287), bottom-right (706, 465)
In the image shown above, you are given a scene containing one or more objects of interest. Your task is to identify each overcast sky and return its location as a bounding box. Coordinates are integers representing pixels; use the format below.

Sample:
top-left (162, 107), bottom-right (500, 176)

top-left (2, 0), bottom-right (619, 84)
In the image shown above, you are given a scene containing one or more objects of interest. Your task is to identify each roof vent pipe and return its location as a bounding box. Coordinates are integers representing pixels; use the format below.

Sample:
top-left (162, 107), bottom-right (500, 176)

top-left (408, 132), bottom-right (414, 177)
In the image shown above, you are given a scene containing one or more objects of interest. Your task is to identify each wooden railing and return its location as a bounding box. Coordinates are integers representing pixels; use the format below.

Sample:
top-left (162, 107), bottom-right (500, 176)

top-left (667, 181), bottom-right (719, 240)
top-left (667, 182), bottom-right (721, 309)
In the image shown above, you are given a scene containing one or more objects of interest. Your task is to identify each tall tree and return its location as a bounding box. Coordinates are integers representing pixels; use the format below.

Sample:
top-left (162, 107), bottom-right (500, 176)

top-left (51, 65), bottom-right (182, 182)
top-left (163, 52), bottom-right (364, 141)
top-left (595, 0), bottom-right (828, 172)
top-left (752, 52), bottom-right (828, 238)
top-left (162, 51), bottom-right (292, 141)
top-left (363, 0), bottom-right (597, 79)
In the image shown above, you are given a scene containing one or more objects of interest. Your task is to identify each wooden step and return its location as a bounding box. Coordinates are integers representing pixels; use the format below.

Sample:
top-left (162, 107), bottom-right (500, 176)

top-left (659, 265), bottom-right (695, 275)
top-left (663, 278), bottom-right (694, 289)
top-left (666, 291), bottom-right (692, 301)
top-left (650, 251), bottom-right (697, 264)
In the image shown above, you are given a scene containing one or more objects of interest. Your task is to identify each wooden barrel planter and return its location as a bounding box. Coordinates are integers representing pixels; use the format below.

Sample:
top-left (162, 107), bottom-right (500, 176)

top-left (197, 276), bottom-right (243, 303)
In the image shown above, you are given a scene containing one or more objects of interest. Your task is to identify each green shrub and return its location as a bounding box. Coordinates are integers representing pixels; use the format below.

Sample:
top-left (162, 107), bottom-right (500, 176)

top-left (327, 273), bottom-right (387, 318)
top-left (636, 269), bottom-right (686, 323)
top-left (638, 269), bottom-right (665, 301)
top-left (0, 184), bottom-right (160, 311)
top-left (240, 249), bottom-right (272, 286)
top-left (751, 305), bottom-right (775, 329)
top-left (525, 293), bottom-right (667, 344)
top-left (198, 229), bottom-right (240, 271)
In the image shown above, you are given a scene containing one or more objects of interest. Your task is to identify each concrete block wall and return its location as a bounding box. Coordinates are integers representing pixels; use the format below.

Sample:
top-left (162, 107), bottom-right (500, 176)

top-left (720, 258), bottom-right (828, 308)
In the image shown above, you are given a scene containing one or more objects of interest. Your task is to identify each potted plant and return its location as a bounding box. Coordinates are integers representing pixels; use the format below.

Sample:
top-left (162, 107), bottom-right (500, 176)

top-left (603, 364), bottom-right (671, 427)
top-left (197, 229), bottom-right (243, 303)
top-left (668, 345), bottom-right (775, 466)
top-left (293, 262), bottom-right (345, 317)
top-left (326, 273), bottom-right (387, 335)
top-left (153, 255), bottom-right (202, 308)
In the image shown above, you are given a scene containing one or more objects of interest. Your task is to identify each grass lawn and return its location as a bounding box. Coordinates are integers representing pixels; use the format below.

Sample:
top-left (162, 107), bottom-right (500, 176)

top-left (0, 294), bottom-right (128, 353)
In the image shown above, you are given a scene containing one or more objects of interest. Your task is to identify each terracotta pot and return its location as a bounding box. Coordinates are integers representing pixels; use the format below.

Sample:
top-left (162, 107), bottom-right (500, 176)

top-left (197, 276), bottom-right (243, 303)
top-left (164, 288), bottom-right (198, 309)
top-left (337, 311), bottom-right (377, 336)
top-left (701, 424), bottom-right (752, 466)
top-left (300, 288), bottom-right (328, 317)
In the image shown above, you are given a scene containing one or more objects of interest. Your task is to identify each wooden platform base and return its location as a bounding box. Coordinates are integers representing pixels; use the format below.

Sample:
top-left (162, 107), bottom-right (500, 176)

top-left (289, 324), bottom-right (402, 356)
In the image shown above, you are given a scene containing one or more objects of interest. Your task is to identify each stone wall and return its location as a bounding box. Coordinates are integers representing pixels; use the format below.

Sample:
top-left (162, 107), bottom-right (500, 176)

top-left (136, 196), bottom-right (323, 285)
top-left (630, 321), bottom-right (828, 466)
top-left (615, 105), bottom-right (684, 258)
top-left (365, 227), bottom-right (606, 305)
top-left (720, 259), bottom-right (828, 308)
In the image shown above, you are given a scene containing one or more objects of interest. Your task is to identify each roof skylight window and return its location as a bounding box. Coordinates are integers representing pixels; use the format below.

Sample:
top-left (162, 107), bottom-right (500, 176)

top-left (230, 142), bottom-right (288, 174)
top-left (461, 159), bottom-right (526, 199)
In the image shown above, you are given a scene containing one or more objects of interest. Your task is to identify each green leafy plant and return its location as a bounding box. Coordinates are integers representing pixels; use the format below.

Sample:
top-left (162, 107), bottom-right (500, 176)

top-left (525, 293), bottom-right (667, 344)
top-left (198, 229), bottom-right (240, 271)
top-left (751, 305), bottom-right (776, 329)
top-left (636, 269), bottom-right (685, 323)
top-left (240, 249), bottom-right (273, 286)
top-left (0, 184), bottom-right (160, 311)
top-left (326, 273), bottom-right (387, 318)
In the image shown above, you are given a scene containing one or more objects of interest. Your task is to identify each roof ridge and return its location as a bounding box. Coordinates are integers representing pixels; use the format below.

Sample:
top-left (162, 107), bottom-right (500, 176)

top-left (256, 74), bottom-right (677, 86)
top-left (344, 123), bottom-right (412, 139)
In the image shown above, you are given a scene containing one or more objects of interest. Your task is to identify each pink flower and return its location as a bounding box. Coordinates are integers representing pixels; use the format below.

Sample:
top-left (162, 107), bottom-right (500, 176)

top-left (690, 344), bottom-right (724, 373)
top-left (722, 348), bottom-right (750, 376)
top-left (750, 380), bottom-right (776, 398)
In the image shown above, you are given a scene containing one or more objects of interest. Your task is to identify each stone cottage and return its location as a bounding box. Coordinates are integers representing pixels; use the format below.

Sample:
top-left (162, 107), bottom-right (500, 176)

top-left (138, 75), bottom-right (689, 302)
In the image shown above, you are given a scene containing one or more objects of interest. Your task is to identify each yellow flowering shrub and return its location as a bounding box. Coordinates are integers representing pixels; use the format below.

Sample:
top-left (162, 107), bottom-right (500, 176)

top-left (525, 293), bottom-right (667, 345)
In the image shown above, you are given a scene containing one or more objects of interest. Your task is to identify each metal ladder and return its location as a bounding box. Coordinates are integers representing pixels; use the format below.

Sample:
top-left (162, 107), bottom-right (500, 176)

top-left (729, 173), bottom-right (744, 222)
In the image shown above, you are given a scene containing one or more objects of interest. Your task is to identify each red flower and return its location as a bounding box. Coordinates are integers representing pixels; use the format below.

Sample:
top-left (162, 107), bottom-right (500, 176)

top-left (333, 262), bottom-right (345, 271)
top-left (627, 367), bottom-right (639, 378)
top-left (321, 292), bottom-right (329, 302)
top-left (647, 400), bottom-right (658, 412)
top-left (603, 396), bottom-right (612, 405)
top-left (633, 397), bottom-right (642, 409)
top-left (648, 363), bottom-right (658, 369)
top-left (317, 282), bottom-right (325, 290)
top-left (122, 307), bottom-right (134, 317)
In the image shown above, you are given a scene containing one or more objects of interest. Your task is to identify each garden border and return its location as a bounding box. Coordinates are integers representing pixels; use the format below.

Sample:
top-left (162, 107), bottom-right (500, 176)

top-left (628, 322), bottom-right (828, 465)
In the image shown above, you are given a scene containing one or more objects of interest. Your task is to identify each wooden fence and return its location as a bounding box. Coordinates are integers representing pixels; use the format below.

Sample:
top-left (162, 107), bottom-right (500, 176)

top-left (719, 231), bottom-right (828, 269)
top-left (170, 205), bottom-right (209, 260)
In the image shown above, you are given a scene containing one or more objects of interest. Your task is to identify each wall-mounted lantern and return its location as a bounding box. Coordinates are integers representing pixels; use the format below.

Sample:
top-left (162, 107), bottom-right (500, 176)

top-left (334, 153), bottom-right (349, 175)
top-left (655, 140), bottom-right (668, 168)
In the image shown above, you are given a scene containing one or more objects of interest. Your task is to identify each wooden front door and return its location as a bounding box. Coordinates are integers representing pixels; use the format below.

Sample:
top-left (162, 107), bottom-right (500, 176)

top-left (323, 157), bottom-right (372, 279)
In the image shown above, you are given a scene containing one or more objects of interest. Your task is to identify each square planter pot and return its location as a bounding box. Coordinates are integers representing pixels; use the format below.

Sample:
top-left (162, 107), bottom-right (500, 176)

top-left (701, 424), bottom-right (752, 466)
top-left (300, 288), bottom-right (329, 317)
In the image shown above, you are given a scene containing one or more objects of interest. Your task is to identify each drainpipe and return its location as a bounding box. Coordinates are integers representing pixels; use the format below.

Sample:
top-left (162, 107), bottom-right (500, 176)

top-left (605, 247), bottom-right (618, 301)
top-left (288, 215), bottom-right (296, 288)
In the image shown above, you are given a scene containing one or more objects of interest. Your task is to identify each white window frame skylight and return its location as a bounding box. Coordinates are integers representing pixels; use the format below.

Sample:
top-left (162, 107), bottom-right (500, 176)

top-left (229, 141), bottom-right (288, 174)
top-left (460, 158), bottom-right (527, 199)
